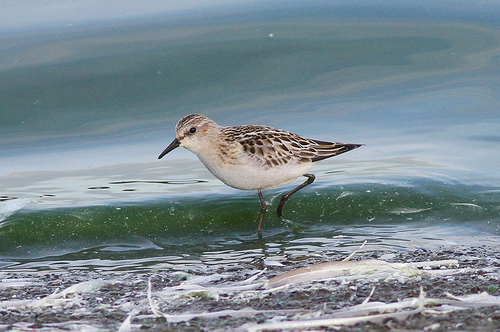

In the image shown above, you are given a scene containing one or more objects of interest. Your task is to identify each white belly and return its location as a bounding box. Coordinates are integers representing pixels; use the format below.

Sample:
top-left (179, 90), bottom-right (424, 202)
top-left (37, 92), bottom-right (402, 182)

top-left (198, 155), bottom-right (314, 190)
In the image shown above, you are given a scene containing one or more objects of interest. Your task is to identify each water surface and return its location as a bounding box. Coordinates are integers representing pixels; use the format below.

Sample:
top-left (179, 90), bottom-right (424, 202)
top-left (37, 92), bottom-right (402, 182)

top-left (1, 1), bottom-right (499, 272)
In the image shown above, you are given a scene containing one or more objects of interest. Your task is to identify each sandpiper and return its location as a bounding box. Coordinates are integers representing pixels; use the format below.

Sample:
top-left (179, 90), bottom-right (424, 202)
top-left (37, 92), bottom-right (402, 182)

top-left (159, 114), bottom-right (361, 234)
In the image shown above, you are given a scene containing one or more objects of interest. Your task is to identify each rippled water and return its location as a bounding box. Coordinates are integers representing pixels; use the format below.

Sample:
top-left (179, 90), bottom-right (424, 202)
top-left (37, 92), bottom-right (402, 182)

top-left (1, 1), bottom-right (499, 272)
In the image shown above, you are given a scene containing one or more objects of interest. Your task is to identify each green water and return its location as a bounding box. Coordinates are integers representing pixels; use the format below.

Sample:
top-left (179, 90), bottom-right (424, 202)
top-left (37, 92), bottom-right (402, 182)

top-left (1, 1), bottom-right (499, 271)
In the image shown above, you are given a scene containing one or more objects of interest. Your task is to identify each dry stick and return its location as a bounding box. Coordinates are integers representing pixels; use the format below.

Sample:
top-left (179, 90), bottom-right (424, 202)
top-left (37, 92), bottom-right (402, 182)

top-left (244, 287), bottom-right (428, 332)
top-left (343, 240), bottom-right (367, 261)
top-left (148, 277), bottom-right (163, 317)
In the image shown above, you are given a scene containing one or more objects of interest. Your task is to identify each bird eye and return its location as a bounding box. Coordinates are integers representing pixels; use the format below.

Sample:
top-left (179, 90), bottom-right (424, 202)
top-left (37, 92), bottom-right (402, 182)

top-left (189, 127), bottom-right (196, 134)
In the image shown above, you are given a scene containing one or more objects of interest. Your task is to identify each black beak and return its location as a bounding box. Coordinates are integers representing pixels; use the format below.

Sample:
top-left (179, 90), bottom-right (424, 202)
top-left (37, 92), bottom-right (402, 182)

top-left (158, 138), bottom-right (180, 159)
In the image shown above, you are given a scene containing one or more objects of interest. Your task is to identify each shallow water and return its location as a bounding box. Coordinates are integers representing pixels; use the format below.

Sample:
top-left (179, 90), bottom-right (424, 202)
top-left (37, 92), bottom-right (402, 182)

top-left (1, 1), bottom-right (500, 272)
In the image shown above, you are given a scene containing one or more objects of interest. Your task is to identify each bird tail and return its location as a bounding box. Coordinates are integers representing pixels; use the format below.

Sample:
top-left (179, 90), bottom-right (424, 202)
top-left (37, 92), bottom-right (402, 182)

top-left (310, 140), bottom-right (363, 162)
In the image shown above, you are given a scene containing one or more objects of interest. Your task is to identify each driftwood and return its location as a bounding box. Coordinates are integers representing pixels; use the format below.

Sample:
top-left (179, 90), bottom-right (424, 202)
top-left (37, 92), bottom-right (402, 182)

top-left (266, 259), bottom-right (459, 289)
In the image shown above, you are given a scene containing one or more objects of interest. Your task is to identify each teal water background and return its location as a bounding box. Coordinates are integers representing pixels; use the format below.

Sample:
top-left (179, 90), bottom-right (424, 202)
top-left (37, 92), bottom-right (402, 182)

top-left (1, 1), bottom-right (499, 271)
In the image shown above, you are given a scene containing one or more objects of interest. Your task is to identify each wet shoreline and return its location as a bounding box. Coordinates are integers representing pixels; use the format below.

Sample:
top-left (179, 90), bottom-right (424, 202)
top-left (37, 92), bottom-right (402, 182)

top-left (1, 245), bottom-right (499, 331)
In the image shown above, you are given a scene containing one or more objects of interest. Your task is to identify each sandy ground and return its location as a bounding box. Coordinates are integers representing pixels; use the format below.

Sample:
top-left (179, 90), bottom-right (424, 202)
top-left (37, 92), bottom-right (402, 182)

top-left (1, 245), bottom-right (499, 331)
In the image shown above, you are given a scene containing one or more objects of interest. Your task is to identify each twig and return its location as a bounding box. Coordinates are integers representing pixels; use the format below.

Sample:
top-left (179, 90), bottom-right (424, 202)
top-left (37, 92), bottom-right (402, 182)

top-left (343, 240), bottom-right (367, 261)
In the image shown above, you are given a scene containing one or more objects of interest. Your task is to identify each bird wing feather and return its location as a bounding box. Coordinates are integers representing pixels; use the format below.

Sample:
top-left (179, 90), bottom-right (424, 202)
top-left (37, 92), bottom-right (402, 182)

top-left (223, 126), bottom-right (361, 169)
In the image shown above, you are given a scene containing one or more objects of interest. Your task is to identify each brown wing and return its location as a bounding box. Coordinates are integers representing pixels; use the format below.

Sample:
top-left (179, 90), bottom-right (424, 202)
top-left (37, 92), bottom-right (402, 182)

top-left (225, 126), bottom-right (297, 168)
top-left (308, 139), bottom-right (363, 162)
top-left (223, 125), bottom-right (362, 168)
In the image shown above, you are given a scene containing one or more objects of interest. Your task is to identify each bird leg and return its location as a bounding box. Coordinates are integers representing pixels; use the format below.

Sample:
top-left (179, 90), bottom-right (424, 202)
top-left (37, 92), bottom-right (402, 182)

top-left (277, 174), bottom-right (315, 219)
top-left (257, 189), bottom-right (267, 235)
